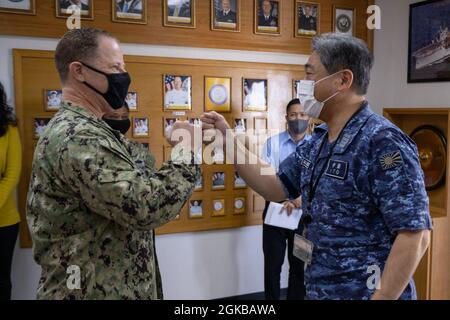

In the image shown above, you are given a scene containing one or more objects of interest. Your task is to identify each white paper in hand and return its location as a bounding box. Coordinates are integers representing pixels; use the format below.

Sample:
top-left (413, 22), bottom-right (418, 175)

top-left (264, 202), bottom-right (302, 230)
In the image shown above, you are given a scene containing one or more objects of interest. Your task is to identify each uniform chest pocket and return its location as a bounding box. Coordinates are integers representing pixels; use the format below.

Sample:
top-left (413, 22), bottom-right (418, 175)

top-left (318, 176), bottom-right (354, 200)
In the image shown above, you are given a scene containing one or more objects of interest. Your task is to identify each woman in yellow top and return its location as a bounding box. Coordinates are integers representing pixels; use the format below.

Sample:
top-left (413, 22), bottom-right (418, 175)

top-left (0, 82), bottom-right (22, 300)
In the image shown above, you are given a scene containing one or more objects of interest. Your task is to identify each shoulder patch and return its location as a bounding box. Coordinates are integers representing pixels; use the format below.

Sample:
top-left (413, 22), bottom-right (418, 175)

top-left (380, 151), bottom-right (403, 170)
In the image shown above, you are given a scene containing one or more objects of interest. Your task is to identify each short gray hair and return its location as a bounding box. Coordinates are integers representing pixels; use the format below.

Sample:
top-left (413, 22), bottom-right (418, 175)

top-left (312, 33), bottom-right (373, 95)
top-left (55, 28), bottom-right (116, 83)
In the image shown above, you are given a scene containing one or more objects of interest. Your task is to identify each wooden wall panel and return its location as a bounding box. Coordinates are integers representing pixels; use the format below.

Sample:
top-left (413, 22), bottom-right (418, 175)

top-left (1, 0), bottom-right (373, 54)
top-left (13, 49), bottom-right (304, 247)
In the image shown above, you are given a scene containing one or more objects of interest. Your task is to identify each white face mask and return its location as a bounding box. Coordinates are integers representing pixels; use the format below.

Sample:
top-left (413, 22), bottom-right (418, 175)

top-left (297, 72), bottom-right (342, 119)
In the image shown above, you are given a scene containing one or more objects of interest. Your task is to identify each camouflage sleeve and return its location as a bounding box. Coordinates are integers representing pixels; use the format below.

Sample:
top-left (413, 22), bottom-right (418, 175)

top-left (277, 147), bottom-right (302, 200)
top-left (59, 134), bottom-right (201, 231)
top-left (369, 128), bottom-right (432, 234)
top-left (126, 140), bottom-right (156, 174)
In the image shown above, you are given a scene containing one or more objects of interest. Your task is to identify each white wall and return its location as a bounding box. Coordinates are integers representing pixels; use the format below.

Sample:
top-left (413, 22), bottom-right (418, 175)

top-left (0, 35), bottom-right (308, 300)
top-left (366, 0), bottom-right (450, 113)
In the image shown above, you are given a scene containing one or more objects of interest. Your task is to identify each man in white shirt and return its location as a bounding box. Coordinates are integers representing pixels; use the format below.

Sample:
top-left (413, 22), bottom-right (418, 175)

top-left (165, 76), bottom-right (190, 107)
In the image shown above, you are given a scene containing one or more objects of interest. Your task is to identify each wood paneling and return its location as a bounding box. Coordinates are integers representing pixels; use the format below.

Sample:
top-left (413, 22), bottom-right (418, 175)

top-left (1, 0), bottom-right (373, 54)
top-left (383, 108), bottom-right (450, 300)
top-left (13, 49), bottom-right (304, 247)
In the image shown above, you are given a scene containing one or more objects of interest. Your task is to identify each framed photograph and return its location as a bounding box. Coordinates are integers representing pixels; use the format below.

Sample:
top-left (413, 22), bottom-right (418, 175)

top-left (125, 92), bottom-right (138, 111)
top-left (43, 89), bottom-right (62, 111)
top-left (205, 76), bottom-right (231, 112)
top-left (211, 0), bottom-right (240, 32)
top-left (408, 0), bottom-right (450, 83)
top-left (194, 174), bottom-right (203, 191)
top-left (212, 171), bottom-right (225, 190)
top-left (188, 117), bottom-right (202, 126)
top-left (234, 197), bottom-right (246, 215)
top-left (212, 199), bottom-right (225, 217)
top-left (295, 1), bottom-right (320, 38)
top-left (56, 0), bottom-right (93, 20)
top-left (243, 78), bottom-right (268, 112)
top-left (132, 117), bottom-right (149, 137)
top-left (0, 0), bottom-right (35, 14)
top-left (254, 0), bottom-right (280, 35)
top-left (34, 118), bottom-right (51, 139)
top-left (333, 6), bottom-right (355, 36)
top-left (163, 117), bottom-right (179, 136)
top-left (234, 171), bottom-right (246, 188)
top-left (189, 200), bottom-right (203, 218)
top-left (163, 74), bottom-right (192, 111)
top-left (141, 142), bottom-right (150, 150)
top-left (112, 0), bottom-right (147, 24)
top-left (233, 118), bottom-right (247, 133)
top-left (163, 0), bottom-right (196, 28)
top-left (212, 147), bottom-right (225, 164)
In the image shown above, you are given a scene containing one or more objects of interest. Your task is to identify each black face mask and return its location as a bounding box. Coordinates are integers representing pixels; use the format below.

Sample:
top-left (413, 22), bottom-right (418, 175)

top-left (103, 118), bottom-right (131, 135)
top-left (81, 62), bottom-right (131, 110)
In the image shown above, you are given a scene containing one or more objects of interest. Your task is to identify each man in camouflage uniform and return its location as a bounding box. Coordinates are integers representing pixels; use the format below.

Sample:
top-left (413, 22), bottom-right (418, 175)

top-left (201, 33), bottom-right (432, 300)
top-left (26, 28), bottom-right (200, 299)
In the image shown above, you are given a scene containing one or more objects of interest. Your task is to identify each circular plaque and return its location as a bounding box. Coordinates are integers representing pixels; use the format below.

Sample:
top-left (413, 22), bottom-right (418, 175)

top-left (209, 84), bottom-right (228, 106)
top-left (214, 201), bottom-right (223, 211)
top-left (336, 14), bottom-right (352, 33)
top-left (234, 199), bottom-right (244, 209)
top-left (410, 125), bottom-right (447, 191)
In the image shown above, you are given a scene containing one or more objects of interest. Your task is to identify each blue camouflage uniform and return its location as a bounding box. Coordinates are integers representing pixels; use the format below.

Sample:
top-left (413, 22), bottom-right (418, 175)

top-left (277, 101), bottom-right (433, 300)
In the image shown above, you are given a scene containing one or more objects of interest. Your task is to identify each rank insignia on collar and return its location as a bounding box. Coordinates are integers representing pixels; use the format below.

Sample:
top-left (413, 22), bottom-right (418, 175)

top-left (380, 151), bottom-right (403, 170)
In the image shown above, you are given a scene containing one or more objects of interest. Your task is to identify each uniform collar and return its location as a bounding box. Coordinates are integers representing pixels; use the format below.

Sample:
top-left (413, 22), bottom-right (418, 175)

top-left (313, 101), bottom-right (374, 155)
top-left (280, 130), bottom-right (310, 146)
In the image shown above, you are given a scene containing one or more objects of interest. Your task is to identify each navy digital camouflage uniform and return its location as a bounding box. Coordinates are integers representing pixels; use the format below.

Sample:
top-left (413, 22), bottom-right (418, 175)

top-left (278, 101), bottom-right (432, 300)
top-left (26, 101), bottom-right (200, 299)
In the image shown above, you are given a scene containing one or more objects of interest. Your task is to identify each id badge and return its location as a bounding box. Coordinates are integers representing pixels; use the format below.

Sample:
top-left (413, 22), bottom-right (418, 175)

top-left (293, 234), bottom-right (314, 265)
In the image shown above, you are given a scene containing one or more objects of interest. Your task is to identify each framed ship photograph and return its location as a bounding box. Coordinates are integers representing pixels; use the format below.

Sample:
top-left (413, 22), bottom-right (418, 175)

top-left (211, 0), bottom-right (240, 32)
top-left (112, 0), bottom-right (147, 25)
top-left (56, 0), bottom-right (93, 20)
top-left (408, 0), bottom-right (450, 83)
top-left (164, 0), bottom-right (196, 28)
top-left (0, 0), bottom-right (35, 15)
top-left (254, 0), bottom-right (281, 35)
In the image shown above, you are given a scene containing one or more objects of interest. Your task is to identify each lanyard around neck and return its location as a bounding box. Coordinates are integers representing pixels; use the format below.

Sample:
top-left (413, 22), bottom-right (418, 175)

top-left (308, 105), bottom-right (366, 204)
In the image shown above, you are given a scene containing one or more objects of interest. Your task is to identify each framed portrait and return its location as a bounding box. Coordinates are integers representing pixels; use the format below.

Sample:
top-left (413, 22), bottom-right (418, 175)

top-left (163, 0), bottom-right (196, 28)
top-left (163, 117), bottom-right (179, 136)
top-left (163, 74), bottom-right (192, 111)
top-left (333, 6), bottom-right (355, 36)
top-left (132, 117), bottom-right (149, 137)
top-left (254, 0), bottom-right (281, 35)
top-left (243, 78), bottom-right (268, 112)
top-left (234, 171), bottom-right (246, 189)
top-left (212, 171), bottom-right (225, 190)
top-left (205, 76), bottom-right (231, 112)
top-left (43, 89), bottom-right (62, 111)
top-left (212, 199), bottom-right (225, 217)
top-left (194, 174), bottom-right (203, 191)
top-left (125, 91), bottom-right (138, 111)
top-left (233, 118), bottom-right (247, 133)
top-left (0, 0), bottom-right (35, 15)
top-left (211, 0), bottom-right (240, 32)
top-left (112, 0), bottom-right (147, 24)
top-left (295, 1), bottom-right (320, 38)
top-left (141, 142), bottom-right (150, 150)
top-left (189, 200), bottom-right (203, 218)
top-left (234, 197), bottom-right (246, 215)
top-left (212, 147), bottom-right (225, 164)
top-left (408, 0), bottom-right (450, 83)
top-left (33, 118), bottom-right (51, 139)
top-left (56, 0), bottom-right (93, 20)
